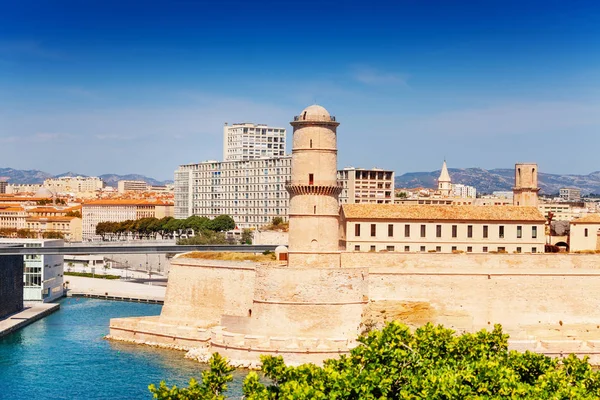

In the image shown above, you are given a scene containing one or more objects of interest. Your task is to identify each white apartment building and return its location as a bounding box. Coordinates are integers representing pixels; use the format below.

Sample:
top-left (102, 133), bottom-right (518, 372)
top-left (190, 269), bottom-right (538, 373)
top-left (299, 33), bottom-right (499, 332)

top-left (6, 184), bottom-right (42, 194)
top-left (337, 168), bottom-right (394, 205)
top-left (174, 157), bottom-right (291, 228)
top-left (43, 176), bottom-right (104, 194)
top-left (222, 123), bottom-right (286, 161)
top-left (0, 238), bottom-right (64, 302)
top-left (560, 187), bottom-right (582, 202)
top-left (82, 200), bottom-right (174, 241)
top-left (452, 183), bottom-right (477, 198)
top-left (118, 180), bottom-right (149, 193)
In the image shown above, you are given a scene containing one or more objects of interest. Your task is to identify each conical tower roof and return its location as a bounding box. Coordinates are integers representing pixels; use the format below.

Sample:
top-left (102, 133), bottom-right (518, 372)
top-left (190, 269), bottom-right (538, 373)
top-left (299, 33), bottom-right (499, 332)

top-left (438, 160), bottom-right (451, 183)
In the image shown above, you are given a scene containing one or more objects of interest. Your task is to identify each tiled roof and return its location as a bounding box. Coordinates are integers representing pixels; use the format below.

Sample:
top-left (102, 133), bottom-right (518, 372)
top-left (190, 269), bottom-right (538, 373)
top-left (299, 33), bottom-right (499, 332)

top-left (571, 214), bottom-right (600, 224)
top-left (25, 216), bottom-right (77, 222)
top-left (83, 200), bottom-right (173, 206)
top-left (341, 204), bottom-right (546, 222)
top-left (0, 207), bottom-right (25, 212)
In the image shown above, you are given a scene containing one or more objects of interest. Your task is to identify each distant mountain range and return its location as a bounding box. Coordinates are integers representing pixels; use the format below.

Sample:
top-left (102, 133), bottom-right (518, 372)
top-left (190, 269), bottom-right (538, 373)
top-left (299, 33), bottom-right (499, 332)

top-left (396, 168), bottom-right (600, 195)
top-left (0, 168), bottom-right (172, 187)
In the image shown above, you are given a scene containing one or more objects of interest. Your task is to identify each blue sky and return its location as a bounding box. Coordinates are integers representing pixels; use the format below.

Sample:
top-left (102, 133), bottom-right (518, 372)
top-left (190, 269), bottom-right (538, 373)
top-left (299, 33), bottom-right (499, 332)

top-left (1, 0), bottom-right (599, 181)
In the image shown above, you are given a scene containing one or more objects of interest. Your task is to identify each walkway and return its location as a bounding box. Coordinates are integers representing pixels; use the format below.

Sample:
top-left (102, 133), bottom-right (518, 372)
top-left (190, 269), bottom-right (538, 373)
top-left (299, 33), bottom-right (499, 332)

top-left (0, 303), bottom-right (60, 338)
top-left (66, 276), bottom-right (166, 303)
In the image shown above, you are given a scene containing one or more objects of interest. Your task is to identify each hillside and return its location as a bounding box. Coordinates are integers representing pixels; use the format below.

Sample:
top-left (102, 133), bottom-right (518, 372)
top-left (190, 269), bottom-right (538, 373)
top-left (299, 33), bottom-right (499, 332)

top-left (396, 168), bottom-right (600, 195)
top-left (0, 168), bottom-right (172, 187)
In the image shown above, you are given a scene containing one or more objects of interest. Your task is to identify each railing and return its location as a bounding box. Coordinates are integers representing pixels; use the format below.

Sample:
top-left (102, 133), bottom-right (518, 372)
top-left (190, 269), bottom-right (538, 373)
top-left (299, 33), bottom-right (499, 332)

top-left (293, 115), bottom-right (336, 122)
top-left (285, 180), bottom-right (343, 187)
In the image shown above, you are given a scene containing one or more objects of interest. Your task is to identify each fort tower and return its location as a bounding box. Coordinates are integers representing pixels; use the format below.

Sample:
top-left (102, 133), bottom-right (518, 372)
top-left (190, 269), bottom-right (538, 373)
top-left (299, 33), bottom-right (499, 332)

top-left (513, 163), bottom-right (540, 207)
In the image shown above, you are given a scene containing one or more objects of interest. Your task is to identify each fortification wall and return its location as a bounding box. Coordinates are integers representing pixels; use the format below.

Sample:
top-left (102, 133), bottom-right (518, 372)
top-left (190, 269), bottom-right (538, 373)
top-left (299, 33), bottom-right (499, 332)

top-left (341, 253), bottom-right (600, 343)
top-left (159, 258), bottom-right (255, 327)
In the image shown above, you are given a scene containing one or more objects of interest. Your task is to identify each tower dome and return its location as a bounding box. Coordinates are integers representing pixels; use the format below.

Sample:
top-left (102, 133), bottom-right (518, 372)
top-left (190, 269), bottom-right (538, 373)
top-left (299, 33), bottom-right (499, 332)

top-left (296, 104), bottom-right (335, 122)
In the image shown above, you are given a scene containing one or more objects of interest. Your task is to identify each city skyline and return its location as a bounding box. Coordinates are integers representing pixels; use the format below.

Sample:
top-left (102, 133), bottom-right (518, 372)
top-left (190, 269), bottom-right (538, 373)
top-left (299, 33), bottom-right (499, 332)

top-left (1, 0), bottom-right (600, 180)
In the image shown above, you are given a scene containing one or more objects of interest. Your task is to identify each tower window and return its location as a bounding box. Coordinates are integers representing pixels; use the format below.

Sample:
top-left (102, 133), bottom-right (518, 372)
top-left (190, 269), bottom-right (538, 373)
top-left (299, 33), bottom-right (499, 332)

top-left (313, 205), bottom-right (316, 214)
top-left (309, 174), bottom-right (314, 185)
top-left (310, 139), bottom-right (312, 148)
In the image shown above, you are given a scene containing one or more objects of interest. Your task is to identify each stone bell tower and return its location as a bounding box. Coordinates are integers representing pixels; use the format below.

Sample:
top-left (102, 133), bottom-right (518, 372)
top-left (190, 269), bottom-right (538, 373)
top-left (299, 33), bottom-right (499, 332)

top-left (513, 163), bottom-right (540, 207)
top-left (286, 104), bottom-right (343, 267)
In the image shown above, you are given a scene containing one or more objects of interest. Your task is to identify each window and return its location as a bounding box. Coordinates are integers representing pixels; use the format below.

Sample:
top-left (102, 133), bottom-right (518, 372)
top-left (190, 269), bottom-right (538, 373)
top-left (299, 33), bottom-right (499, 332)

top-left (516, 247), bottom-right (522, 253)
top-left (436, 225), bottom-right (442, 238)
top-left (452, 225), bottom-right (457, 238)
top-left (354, 224), bottom-right (360, 237)
top-left (532, 247), bottom-right (537, 253)
top-left (420, 225), bottom-right (426, 238)
top-left (483, 225), bottom-right (488, 238)
top-left (467, 246), bottom-right (472, 253)
top-left (386, 246), bottom-right (395, 252)
top-left (483, 246), bottom-right (488, 253)
top-left (532, 226), bottom-right (537, 238)
top-left (420, 246), bottom-right (426, 252)
top-left (498, 246), bottom-right (506, 253)
top-left (517, 226), bottom-right (522, 239)
top-left (585, 228), bottom-right (589, 237)
top-left (467, 225), bottom-right (473, 238)
top-left (354, 245), bottom-right (360, 251)
top-left (436, 246), bottom-right (441, 252)
top-left (388, 224), bottom-right (394, 237)
top-left (309, 173), bottom-right (314, 185)
top-left (370, 245), bottom-right (376, 252)
top-left (371, 224), bottom-right (376, 237)
top-left (499, 226), bottom-right (505, 238)
top-left (404, 246), bottom-right (410, 252)
top-left (404, 224), bottom-right (410, 237)
top-left (452, 246), bottom-right (457, 252)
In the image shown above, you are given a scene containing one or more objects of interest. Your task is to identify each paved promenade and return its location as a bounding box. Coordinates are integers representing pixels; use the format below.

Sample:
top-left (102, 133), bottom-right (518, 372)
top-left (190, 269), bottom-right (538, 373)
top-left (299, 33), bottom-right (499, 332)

top-left (0, 303), bottom-right (60, 338)
top-left (66, 276), bottom-right (166, 302)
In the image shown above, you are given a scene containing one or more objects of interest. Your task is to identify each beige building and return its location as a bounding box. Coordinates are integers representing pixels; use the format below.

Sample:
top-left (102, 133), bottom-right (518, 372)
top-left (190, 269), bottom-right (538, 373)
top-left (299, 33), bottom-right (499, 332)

top-left (569, 214), bottom-right (600, 252)
top-left (340, 204), bottom-right (546, 254)
top-left (25, 216), bottom-right (82, 241)
top-left (222, 122), bottom-right (287, 161)
top-left (337, 167), bottom-right (394, 205)
top-left (43, 176), bottom-right (104, 194)
top-left (117, 180), bottom-right (149, 193)
top-left (513, 163), bottom-right (539, 207)
top-left (0, 205), bottom-right (27, 230)
top-left (174, 157), bottom-right (291, 228)
top-left (82, 200), bottom-right (174, 241)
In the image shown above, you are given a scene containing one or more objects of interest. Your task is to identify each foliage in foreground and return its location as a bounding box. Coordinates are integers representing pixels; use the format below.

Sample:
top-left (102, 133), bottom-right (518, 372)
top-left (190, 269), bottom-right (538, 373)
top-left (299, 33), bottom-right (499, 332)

top-left (150, 322), bottom-right (600, 399)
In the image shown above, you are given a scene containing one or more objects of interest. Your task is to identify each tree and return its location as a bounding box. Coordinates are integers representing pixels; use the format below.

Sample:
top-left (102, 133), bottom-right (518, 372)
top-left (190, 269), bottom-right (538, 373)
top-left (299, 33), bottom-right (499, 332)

top-left (241, 228), bottom-right (253, 245)
top-left (271, 217), bottom-right (284, 226)
top-left (151, 322), bottom-right (600, 399)
top-left (207, 215), bottom-right (235, 232)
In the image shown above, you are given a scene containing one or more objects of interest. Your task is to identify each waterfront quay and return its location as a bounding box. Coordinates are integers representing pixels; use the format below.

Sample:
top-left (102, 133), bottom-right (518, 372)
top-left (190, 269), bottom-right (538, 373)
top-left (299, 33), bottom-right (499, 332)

top-left (0, 302), bottom-right (59, 338)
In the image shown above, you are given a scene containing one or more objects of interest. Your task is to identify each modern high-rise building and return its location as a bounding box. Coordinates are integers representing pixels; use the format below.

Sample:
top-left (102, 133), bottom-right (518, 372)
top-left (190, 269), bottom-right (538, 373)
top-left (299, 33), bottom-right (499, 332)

top-left (222, 123), bottom-right (286, 161)
top-left (174, 157), bottom-right (291, 228)
top-left (117, 180), bottom-right (149, 193)
top-left (559, 187), bottom-right (581, 202)
top-left (337, 167), bottom-right (394, 205)
top-left (0, 180), bottom-right (7, 194)
top-left (452, 183), bottom-right (477, 198)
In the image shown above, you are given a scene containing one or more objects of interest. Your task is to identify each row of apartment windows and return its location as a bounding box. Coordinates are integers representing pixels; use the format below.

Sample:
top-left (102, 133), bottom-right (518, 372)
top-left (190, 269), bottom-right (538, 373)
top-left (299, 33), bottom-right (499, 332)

top-left (353, 245), bottom-right (539, 253)
top-left (354, 224), bottom-right (538, 239)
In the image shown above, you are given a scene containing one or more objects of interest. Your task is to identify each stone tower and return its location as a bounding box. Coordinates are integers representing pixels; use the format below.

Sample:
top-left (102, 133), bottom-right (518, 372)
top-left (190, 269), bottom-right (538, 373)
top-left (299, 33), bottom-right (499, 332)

top-left (438, 160), bottom-right (452, 197)
top-left (286, 104), bottom-right (343, 267)
top-left (513, 163), bottom-right (540, 207)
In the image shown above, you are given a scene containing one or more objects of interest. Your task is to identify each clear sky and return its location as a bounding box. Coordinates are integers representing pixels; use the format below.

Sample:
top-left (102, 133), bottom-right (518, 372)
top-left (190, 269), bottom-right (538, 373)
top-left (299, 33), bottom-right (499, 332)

top-left (1, 0), bottom-right (599, 180)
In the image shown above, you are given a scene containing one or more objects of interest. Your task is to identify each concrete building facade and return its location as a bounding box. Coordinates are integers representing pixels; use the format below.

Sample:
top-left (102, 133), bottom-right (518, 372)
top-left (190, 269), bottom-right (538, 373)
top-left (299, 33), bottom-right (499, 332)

top-left (174, 157), bottom-right (291, 228)
top-left (560, 187), bottom-right (582, 202)
top-left (222, 123), bottom-right (286, 161)
top-left (340, 204), bottom-right (546, 254)
top-left (82, 200), bottom-right (174, 241)
top-left (117, 180), bottom-right (149, 193)
top-left (337, 167), bottom-right (394, 205)
top-left (43, 176), bottom-right (104, 194)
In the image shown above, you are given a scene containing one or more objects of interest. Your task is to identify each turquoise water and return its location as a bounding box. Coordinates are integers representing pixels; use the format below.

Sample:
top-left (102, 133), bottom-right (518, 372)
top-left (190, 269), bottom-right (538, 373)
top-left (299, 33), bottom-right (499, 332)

top-left (0, 298), bottom-right (244, 399)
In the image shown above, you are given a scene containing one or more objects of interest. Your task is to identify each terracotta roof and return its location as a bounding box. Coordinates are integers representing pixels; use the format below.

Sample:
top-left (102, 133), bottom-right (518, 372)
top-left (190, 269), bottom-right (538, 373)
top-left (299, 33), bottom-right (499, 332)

top-left (83, 200), bottom-right (173, 206)
top-left (0, 207), bottom-right (25, 212)
top-left (571, 214), bottom-right (600, 224)
top-left (341, 204), bottom-right (546, 222)
top-left (26, 216), bottom-right (78, 222)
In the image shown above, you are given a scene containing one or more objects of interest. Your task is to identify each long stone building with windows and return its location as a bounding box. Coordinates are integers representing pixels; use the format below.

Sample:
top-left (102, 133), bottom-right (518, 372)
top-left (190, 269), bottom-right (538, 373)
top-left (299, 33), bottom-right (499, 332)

top-left (174, 157), bottom-right (292, 228)
top-left (340, 204), bottom-right (546, 254)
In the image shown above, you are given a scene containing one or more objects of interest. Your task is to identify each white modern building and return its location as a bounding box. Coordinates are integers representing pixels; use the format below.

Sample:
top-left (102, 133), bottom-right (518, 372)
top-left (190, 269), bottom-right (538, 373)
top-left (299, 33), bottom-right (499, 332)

top-left (222, 122), bottom-right (286, 161)
top-left (0, 238), bottom-right (64, 302)
top-left (174, 157), bottom-right (291, 228)
top-left (337, 167), bottom-right (395, 205)
top-left (452, 183), bottom-right (477, 198)
top-left (117, 180), bottom-right (149, 193)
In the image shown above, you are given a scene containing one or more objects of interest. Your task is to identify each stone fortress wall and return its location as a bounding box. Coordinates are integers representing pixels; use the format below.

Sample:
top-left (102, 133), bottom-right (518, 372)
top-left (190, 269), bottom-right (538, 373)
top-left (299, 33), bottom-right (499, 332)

top-left (110, 252), bottom-right (600, 365)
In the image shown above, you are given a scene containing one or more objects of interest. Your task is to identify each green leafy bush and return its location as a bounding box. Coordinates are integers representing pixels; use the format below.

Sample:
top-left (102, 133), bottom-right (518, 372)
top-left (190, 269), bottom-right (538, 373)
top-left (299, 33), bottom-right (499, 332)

top-left (150, 322), bottom-right (600, 399)
top-left (64, 271), bottom-right (120, 280)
